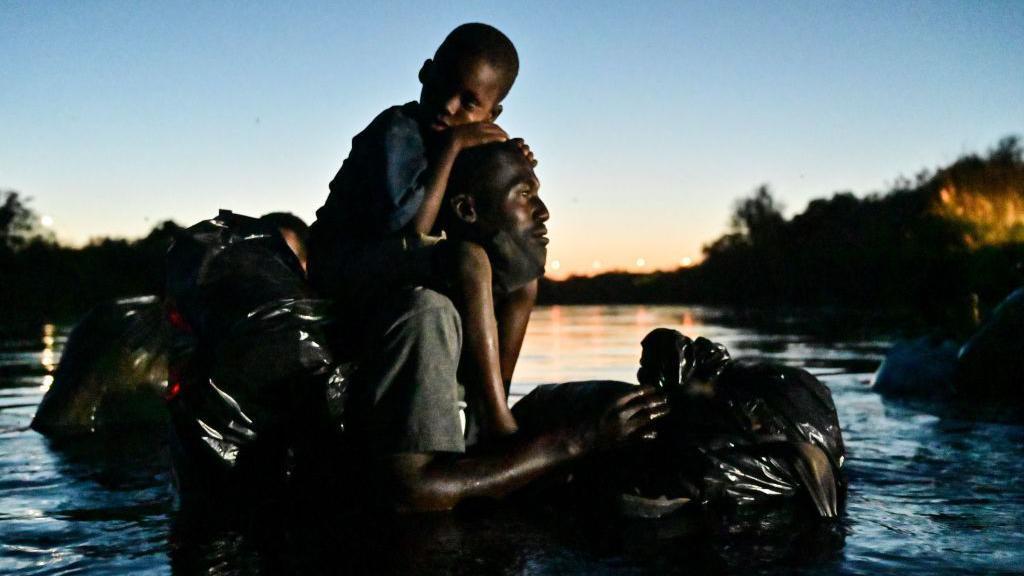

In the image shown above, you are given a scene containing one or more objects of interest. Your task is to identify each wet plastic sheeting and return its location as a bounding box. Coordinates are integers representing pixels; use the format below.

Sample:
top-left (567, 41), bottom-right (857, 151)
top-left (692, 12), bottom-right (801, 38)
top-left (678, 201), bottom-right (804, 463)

top-left (165, 211), bottom-right (348, 488)
top-left (692, 361), bottom-right (844, 509)
top-left (31, 296), bottom-right (171, 436)
top-left (513, 330), bottom-right (845, 516)
top-left (166, 210), bottom-right (311, 341)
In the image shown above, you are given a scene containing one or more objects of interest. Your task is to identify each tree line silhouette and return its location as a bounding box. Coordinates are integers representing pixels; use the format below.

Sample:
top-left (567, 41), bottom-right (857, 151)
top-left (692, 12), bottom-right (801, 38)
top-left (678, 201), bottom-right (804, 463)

top-left (2, 136), bottom-right (1022, 326)
top-left (540, 136), bottom-right (1024, 331)
top-left (0, 195), bottom-right (181, 323)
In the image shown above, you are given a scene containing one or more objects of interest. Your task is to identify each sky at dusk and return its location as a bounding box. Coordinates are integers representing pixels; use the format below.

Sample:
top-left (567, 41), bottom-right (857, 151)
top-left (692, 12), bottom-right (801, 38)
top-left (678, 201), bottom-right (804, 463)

top-left (2, 1), bottom-right (1022, 276)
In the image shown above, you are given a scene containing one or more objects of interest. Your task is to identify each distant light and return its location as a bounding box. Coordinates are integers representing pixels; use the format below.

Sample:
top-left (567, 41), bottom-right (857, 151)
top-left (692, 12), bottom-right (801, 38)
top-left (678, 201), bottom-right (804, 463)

top-left (680, 256), bottom-right (693, 267)
top-left (550, 260), bottom-right (561, 271)
top-left (40, 215), bottom-right (54, 228)
top-left (41, 349), bottom-right (54, 370)
top-left (592, 260), bottom-right (602, 270)
top-left (41, 375), bottom-right (53, 389)
top-left (636, 258), bottom-right (646, 267)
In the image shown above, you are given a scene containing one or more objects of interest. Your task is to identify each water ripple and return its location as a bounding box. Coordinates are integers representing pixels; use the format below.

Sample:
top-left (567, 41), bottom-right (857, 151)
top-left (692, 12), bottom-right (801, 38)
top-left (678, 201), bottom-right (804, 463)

top-left (1, 307), bottom-right (1022, 575)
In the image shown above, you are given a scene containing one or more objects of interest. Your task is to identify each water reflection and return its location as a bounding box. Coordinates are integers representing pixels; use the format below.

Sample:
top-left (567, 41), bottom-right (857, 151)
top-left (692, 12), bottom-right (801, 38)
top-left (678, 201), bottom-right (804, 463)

top-left (679, 309), bottom-right (698, 331)
top-left (39, 324), bottom-right (56, 391)
top-left (514, 305), bottom-right (716, 397)
top-left (167, 498), bottom-right (846, 575)
top-left (2, 307), bottom-right (1023, 574)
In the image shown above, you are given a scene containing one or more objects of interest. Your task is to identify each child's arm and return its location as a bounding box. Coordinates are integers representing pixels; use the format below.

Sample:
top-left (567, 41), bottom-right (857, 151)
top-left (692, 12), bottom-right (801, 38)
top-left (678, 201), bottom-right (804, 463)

top-left (451, 241), bottom-right (519, 439)
top-left (411, 122), bottom-right (508, 235)
top-left (496, 279), bottom-right (538, 392)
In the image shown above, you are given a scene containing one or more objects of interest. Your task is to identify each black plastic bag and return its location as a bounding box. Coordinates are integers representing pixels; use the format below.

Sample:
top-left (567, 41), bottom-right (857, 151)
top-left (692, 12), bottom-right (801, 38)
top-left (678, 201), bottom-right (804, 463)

top-left (513, 329), bottom-right (845, 519)
top-left (165, 211), bottom-right (350, 498)
top-left (32, 296), bottom-right (171, 436)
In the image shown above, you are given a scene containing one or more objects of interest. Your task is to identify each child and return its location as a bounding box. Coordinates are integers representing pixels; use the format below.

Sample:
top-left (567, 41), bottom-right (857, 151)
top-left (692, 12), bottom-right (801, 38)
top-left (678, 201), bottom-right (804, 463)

top-left (308, 23), bottom-right (536, 440)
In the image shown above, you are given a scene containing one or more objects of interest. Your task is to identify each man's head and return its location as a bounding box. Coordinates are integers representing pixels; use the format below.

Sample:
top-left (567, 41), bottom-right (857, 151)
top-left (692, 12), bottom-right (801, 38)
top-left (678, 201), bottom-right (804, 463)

top-left (444, 140), bottom-right (549, 292)
top-left (418, 23), bottom-right (519, 132)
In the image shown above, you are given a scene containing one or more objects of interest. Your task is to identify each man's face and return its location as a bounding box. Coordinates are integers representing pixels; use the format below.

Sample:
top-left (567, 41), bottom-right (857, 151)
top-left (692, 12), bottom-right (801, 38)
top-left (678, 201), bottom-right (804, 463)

top-left (474, 151), bottom-right (550, 270)
top-left (419, 56), bottom-right (505, 132)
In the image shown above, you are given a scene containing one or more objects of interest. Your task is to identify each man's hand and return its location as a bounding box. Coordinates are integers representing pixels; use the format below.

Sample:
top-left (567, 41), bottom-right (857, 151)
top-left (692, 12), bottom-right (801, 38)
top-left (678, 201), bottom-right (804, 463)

top-left (511, 138), bottom-right (538, 167)
top-left (447, 122), bottom-right (508, 152)
top-left (570, 385), bottom-right (670, 454)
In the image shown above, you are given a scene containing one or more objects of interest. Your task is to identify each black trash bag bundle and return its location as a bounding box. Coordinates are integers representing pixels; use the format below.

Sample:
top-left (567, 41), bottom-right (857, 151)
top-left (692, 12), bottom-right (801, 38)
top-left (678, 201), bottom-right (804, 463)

top-left (165, 210), bottom-right (350, 499)
top-left (32, 296), bottom-right (171, 437)
top-left (513, 328), bottom-right (845, 519)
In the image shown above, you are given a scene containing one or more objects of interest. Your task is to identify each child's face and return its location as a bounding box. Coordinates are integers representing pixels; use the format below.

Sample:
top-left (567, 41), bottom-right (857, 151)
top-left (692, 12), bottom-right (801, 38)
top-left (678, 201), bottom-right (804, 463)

top-left (419, 56), bottom-right (505, 132)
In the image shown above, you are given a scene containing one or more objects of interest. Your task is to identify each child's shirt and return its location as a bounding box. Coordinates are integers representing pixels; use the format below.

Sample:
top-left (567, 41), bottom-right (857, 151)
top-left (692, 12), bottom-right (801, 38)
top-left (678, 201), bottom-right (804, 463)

top-left (309, 102), bottom-right (430, 256)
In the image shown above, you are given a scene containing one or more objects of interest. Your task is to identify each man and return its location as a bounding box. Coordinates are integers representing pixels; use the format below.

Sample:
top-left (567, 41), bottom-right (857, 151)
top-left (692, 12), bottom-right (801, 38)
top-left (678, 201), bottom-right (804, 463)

top-left (341, 141), bottom-right (670, 512)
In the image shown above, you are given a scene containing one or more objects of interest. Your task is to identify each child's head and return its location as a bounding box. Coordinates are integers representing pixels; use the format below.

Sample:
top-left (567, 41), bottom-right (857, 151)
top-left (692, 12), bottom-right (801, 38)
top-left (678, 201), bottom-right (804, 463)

top-left (418, 23), bottom-right (519, 132)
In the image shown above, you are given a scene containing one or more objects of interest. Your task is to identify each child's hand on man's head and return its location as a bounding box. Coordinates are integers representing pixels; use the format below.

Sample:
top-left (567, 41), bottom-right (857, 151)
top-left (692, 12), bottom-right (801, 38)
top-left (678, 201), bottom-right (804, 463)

top-left (448, 122), bottom-right (508, 152)
top-left (511, 138), bottom-right (537, 167)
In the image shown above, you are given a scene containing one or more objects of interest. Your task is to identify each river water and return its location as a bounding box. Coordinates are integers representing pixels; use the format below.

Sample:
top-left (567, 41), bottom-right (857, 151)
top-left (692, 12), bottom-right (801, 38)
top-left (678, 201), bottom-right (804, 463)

top-left (1, 305), bottom-right (1021, 575)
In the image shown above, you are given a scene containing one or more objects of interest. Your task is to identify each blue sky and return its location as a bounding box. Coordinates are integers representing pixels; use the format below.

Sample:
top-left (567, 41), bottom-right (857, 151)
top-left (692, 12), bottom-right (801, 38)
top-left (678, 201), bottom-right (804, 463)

top-left (2, 1), bottom-right (1021, 275)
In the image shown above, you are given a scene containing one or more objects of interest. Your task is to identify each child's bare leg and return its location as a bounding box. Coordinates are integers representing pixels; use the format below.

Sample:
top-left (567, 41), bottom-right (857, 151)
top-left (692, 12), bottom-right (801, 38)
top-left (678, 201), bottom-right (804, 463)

top-left (495, 279), bottom-right (539, 395)
top-left (450, 242), bottom-right (518, 438)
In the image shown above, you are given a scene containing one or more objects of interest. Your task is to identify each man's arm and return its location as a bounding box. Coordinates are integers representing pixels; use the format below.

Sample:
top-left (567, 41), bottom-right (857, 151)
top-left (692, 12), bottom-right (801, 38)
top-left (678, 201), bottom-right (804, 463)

top-left (371, 385), bottom-right (669, 512)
